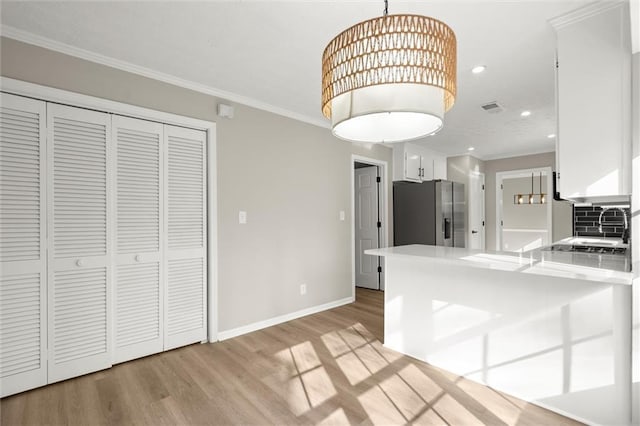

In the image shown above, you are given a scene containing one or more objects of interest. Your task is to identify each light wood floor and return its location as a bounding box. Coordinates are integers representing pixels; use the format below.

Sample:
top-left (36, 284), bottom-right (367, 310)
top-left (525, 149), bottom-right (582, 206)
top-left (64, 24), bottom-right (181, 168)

top-left (1, 288), bottom-right (582, 425)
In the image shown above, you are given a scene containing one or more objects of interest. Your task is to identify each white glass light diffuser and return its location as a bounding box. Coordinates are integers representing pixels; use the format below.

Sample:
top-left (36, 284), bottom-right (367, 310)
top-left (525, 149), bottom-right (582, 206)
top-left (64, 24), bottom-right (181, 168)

top-left (321, 14), bottom-right (457, 143)
top-left (331, 84), bottom-right (445, 143)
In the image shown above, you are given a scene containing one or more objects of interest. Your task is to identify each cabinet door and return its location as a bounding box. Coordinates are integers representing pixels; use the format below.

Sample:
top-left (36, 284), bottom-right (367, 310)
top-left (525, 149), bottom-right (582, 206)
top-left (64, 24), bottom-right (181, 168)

top-left (47, 104), bottom-right (112, 383)
top-left (421, 157), bottom-right (434, 181)
top-left (113, 116), bottom-right (163, 363)
top-left (0, 94), bottom-right (47, 397)
top-left (404, 150), bottom-right (422, 182)
top-left (556, 5), bottom-right (631, 198)
top-left (164, 125), bottom-right (207, 350)
top-left (433, 156), bottom-right (447, 180)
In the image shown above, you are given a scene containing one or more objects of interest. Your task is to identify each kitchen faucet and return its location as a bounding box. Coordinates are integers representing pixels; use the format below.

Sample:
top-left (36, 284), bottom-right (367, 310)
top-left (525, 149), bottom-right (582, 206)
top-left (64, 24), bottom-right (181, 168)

top-left (598, 207), bottom-right (629, 243)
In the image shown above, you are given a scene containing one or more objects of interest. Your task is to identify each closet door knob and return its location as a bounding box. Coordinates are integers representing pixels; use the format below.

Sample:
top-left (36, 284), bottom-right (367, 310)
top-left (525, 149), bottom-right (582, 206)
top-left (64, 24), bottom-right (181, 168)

top-left (76, 259), bottom-right (84, 267)
top-left (135, 255), bottom-right (142, 262)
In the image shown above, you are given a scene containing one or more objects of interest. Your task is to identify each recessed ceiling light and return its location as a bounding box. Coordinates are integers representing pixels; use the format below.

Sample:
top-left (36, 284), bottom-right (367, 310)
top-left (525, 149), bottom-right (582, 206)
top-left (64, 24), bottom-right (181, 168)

top-left (468, 147), bottom-right (475, 151)
top-left (520, 110), bottom-right (531, 117)
top-left (471, 65), bottom-right (486, 74)
top-left (547, 134), bottom-right (556, 138)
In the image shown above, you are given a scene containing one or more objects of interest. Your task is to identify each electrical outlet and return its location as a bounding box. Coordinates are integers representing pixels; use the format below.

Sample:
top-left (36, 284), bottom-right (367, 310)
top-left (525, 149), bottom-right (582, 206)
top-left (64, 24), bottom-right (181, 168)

top-left (238, 211), bottom-right (247, 224)
top-left (300, 283), bottom-right (307, 295)
top-left (339, 210), bottom-right (345, 221)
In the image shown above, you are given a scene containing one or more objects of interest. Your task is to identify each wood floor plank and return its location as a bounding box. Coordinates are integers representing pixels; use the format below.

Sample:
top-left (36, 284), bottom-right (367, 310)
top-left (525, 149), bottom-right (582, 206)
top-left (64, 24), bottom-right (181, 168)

top-left (1, 288), bottom-right (583, 425)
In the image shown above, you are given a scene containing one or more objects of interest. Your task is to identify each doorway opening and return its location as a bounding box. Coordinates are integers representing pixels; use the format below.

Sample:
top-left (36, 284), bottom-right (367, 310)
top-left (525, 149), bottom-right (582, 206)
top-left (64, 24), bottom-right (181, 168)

top-left (496, 167), bottom-right (553, 252)
top-left (351, 155), bottom-right (388, 295)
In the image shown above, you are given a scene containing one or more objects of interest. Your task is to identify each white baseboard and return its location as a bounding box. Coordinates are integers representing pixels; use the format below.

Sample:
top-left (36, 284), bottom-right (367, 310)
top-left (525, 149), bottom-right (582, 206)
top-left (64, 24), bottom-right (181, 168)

top-left (217, 296), bottom-right (354, 341)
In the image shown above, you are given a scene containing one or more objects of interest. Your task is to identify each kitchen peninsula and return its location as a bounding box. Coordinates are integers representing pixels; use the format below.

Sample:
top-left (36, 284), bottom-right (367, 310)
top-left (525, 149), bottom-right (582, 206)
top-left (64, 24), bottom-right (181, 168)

top-left (365, 244), bottom-right (632, 425)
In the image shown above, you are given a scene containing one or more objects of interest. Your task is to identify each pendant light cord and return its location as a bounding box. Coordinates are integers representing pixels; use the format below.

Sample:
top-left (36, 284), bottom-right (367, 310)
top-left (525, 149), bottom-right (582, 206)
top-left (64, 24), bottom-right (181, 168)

top-left (383, 0), bottom-right (388, 16)
top-left (531, 173), bottom-right (534, 194)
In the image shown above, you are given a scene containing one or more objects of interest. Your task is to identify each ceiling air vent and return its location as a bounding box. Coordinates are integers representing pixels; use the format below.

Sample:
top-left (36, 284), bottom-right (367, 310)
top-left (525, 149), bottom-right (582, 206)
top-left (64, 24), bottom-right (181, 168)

top-left (481, 101), bottom-right (504, 114)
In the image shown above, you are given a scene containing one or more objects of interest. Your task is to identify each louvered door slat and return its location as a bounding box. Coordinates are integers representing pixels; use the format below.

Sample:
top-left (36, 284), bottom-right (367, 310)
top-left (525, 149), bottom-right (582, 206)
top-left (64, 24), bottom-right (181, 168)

top-left (0, 93), bottom-right (47, 398)
top-left (165, 125), bottom-right (207, 351)
top-left (113, 116), bottom-right (163, 364)
top-left (48, 104), bottom-right (111, 384)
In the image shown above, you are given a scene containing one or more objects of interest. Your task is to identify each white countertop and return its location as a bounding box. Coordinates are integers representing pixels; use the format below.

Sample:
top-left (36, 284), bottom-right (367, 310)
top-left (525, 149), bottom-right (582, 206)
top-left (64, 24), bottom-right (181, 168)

top-left (365, 244), bottom-right (633, 285)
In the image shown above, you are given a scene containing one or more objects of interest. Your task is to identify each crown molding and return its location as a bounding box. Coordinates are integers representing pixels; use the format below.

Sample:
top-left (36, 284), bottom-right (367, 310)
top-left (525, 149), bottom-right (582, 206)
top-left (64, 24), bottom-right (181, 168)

top-left (549, 0), bottom-right (625, 30)
top-left (0, 25), bottom-right (330, 130)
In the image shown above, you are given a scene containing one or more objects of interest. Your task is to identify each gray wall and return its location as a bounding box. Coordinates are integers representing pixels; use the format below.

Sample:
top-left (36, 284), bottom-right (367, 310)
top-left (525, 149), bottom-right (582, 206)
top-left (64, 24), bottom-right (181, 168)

top-left (483, 152), bottom-right (573, 250)
top-left (0, 37), bottom-right (393, 333)
top-left (502, 176), bottom-right (548, 229)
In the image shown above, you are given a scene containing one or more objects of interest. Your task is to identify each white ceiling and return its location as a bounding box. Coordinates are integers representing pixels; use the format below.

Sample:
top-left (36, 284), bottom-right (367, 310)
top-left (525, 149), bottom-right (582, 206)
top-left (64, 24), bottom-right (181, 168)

top-left (0, 0), bottom-right (596, 160)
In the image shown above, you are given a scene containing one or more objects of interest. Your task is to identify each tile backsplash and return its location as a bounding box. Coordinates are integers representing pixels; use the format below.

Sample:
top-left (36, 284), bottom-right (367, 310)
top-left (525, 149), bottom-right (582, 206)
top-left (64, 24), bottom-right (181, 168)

top-left (574, 206), bottom-right (631, 238)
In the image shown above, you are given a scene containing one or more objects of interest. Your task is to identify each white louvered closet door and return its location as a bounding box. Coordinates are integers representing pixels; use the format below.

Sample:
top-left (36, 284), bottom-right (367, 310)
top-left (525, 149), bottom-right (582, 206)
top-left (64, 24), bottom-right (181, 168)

top-left (47, 104), bottom-right (112, 383)
top-left (0, 93), bottom-right (47, 397)
top-left (113, 116), bottom-right (163, 363)
top-left (164, 125), bottom-right (207, 350)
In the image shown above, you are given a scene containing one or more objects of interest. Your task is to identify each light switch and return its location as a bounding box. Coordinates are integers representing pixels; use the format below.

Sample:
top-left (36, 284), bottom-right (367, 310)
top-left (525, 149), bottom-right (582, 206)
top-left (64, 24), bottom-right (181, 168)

top-left (339, 210), bottom-right (345, 221)
top-left (239, 211), bottom-right (247, 224)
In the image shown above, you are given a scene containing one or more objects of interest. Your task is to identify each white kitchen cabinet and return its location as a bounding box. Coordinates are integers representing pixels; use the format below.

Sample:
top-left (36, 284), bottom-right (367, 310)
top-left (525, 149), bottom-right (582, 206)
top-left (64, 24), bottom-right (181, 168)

top-left (551, 2), bottom-right (632, 201)
top-left (393, 142), bottom-right (446, 182)
top-left (404, 148), bottom-right (422, 182)
top-left (433, 156), bottom-right (447, 180)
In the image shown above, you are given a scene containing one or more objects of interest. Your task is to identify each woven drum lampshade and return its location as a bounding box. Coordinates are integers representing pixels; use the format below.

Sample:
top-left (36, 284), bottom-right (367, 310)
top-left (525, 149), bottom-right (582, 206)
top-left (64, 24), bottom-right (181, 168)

top-left (321, 14), bottom-right (457, 143)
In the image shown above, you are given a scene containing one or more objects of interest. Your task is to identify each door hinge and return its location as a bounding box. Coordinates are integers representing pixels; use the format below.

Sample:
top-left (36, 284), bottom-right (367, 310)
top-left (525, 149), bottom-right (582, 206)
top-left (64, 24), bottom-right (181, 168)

top-left (500, 184), bottom-right (503, 190)
top-left (376, 176), bottom-right (381, 183)
top-left (377, 221), bottom-right (382, 228)
top-left (377, 266), bottom-right (382, 273)
top-left (482, 220), bottom-right (485, 226)
top-left (501, 220), bottom-right (504, 226)
top-left (482, 184), bottom-right (485, 190)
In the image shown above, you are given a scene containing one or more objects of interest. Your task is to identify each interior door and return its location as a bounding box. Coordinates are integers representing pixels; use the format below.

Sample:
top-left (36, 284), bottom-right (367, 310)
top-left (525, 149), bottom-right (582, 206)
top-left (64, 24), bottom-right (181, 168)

top-left (354, 165), bottom-right (380, 290)
top-left (164, 125), bottom-right (207, 350)
top-left (113, 116), bottom-right (163, 363)
top-left (47, 104), bottom-right (112, 383)
top-left (469, 172), bottom-right (485, 249)
top-left (0, 93), bottom-right (47, 397)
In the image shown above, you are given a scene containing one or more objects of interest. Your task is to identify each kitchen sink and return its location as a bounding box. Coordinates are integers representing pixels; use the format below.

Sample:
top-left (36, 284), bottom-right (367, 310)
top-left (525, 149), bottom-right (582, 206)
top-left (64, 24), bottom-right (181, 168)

top-left (555, 237), bottom-right (628, 248)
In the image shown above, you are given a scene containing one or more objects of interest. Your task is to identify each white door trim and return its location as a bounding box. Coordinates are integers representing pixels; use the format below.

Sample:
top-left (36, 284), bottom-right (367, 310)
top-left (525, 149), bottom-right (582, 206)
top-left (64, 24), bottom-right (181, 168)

top-left (496, 167), bottom-right (553, 251)
top-left (351, 155), bottom-right (389, 297)
top-left (0, 77), bottom-right (218, 343)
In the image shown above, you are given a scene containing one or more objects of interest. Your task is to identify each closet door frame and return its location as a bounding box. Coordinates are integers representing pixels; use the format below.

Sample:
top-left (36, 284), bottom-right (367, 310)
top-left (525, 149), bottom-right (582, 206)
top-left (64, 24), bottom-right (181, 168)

top-left (1, 77), bottom-right (219, 346)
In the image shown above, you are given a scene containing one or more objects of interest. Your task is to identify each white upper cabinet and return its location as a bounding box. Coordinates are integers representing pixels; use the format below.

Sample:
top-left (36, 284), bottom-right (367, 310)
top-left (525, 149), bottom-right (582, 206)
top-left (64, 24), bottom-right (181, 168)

top-left (552, 2), bottom-right (632, 201)
top-left (393, 142), bottom-right (447, 182)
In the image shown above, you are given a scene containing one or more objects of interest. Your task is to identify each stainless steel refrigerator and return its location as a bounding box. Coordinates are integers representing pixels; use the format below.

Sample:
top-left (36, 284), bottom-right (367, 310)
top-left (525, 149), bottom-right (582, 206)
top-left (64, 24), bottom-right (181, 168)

top-left (393, 180), bottom-right (465, 247)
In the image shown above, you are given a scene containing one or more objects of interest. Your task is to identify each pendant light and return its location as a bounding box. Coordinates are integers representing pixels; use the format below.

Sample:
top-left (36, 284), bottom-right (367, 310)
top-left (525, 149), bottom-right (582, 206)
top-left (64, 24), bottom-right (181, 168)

top-left (513, 173), bottom-right (547, 205)
top-left (321, 0), bottom-right (457, 143)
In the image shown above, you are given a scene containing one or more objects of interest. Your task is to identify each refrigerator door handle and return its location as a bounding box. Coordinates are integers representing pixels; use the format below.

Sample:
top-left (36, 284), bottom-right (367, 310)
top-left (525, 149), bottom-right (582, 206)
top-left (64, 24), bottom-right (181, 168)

top-left (443, 217), bottom-right (451, 239)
